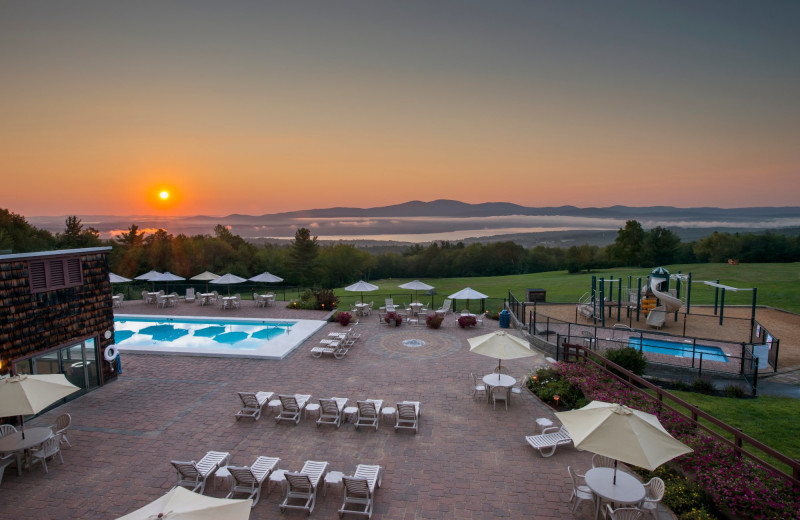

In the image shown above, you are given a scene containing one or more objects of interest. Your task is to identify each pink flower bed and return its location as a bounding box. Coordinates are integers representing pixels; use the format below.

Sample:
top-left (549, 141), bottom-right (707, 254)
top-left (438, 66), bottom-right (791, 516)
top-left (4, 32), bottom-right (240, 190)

top-left (555, 362), bottom-right (800, 519)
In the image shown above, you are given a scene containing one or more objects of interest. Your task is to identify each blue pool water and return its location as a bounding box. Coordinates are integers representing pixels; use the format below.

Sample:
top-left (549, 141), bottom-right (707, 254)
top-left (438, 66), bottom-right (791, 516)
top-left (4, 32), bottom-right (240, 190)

top-left (114, 316), bottom-right (296, 350)
top-left (629, 337), bottom-right (729, 363)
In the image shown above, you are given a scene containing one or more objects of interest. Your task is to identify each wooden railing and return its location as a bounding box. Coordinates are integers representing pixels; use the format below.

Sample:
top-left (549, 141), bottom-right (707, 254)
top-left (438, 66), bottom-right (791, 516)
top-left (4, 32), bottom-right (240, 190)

top-left (562, 342), bottom-right (800, 486)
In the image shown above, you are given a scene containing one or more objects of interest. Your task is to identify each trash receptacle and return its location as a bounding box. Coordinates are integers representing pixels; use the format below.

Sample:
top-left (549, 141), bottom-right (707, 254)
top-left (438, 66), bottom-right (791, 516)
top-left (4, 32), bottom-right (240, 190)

top-left (499, 309), bottom-right (511, 328)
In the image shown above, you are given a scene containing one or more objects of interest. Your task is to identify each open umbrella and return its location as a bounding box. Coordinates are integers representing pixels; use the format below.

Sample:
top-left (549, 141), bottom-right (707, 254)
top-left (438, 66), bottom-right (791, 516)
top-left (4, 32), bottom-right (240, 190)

top-left (468, 330), bottom-right (544, 376)
top-left (116, 486), bottom-right (252, 520)
top-left (0, 374), bottom-right (80, 438)
top-left (210, 273), bottom-right (247, 296)
top-left (249, 272), bottom-right (283, 293)
top-left (344, 280), bottom-right (379, 303)
top-left (150, 271), bottom-right (186, 293)
top-left (190, 271), bottom-right (220, 292)
top-left (555, 400), bottom-right (693, 484)
top-left (109, 273), bottom-right (132, 283)
top-left (135, 270), bottom-right (162, 291)
top-left (448, 287), bottom-right (488, 311)
top-left (398, 280), bottom-right (434, 304)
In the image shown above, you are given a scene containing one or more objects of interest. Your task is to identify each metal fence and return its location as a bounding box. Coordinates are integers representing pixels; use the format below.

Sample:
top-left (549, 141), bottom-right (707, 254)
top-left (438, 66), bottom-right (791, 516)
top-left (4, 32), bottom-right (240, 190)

top-left (753, 319), bottom-right (781, 371)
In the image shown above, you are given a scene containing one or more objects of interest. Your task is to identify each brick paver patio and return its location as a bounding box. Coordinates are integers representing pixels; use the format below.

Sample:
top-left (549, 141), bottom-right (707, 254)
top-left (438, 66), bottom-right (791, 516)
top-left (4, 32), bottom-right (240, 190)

top-left (0, 300), bottom-right (639, 519)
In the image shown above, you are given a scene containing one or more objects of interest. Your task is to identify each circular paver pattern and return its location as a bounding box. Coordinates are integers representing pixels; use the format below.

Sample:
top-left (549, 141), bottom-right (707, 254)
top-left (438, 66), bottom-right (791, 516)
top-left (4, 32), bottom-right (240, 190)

top-left (366, 330), bottom-right (462, 360)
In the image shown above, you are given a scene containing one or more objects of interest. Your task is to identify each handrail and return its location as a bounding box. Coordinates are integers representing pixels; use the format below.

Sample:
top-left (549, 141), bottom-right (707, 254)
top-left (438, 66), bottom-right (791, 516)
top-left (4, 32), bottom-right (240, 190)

top-left (562, 342), bottom-right (800, 486)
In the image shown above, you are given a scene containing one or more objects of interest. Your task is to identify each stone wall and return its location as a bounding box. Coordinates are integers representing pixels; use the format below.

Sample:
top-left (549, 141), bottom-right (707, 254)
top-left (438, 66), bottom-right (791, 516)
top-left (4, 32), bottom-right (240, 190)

top-left (0, 251), bottom-right (116, 382)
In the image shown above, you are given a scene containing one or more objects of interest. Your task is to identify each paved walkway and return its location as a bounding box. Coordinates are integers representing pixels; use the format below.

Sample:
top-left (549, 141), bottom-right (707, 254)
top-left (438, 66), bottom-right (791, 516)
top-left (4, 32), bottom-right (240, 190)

top-left (1, 301), bottom-right (659, 519)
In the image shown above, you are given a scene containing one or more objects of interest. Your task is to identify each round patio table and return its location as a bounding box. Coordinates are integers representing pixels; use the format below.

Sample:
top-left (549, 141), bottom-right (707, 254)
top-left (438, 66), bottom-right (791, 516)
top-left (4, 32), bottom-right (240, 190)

top-left (0, 427), bottom-right (54, 475)
top-left (585, 467), bottom-right (645, 520)
top-left (482, 373), bottom-right (516, 403)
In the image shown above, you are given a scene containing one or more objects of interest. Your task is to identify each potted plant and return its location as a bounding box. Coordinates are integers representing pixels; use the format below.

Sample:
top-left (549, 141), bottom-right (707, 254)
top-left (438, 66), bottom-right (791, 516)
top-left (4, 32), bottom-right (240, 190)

top-left (337, 311), bottom-right (352, 326)
top-left (426, 313), bottom-right (443, 329)
top-left (385, 311), bottom-right (403, 326)
top-left (458, 315), bottom-right (477, 328)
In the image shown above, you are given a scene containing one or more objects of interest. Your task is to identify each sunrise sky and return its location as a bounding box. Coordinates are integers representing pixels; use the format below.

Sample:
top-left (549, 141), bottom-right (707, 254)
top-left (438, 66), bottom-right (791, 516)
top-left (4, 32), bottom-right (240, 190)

top-left (2, 1), bottom-right (798, 217)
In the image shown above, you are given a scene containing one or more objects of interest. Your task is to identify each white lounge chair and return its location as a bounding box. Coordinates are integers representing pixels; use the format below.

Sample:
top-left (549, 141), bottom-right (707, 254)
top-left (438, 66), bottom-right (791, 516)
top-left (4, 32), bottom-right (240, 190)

top-left (525, 426), bottom-right (573, 457)
top-left (170, 450), bottom-right (230, 495)
top-left (339, 464), bottom-right (383, 519)
top-left (280, 460), bottom-right (329, 514)
top-left (276, 394), bottom-right (311, 425)
top-left (434, 299), bottom-right (452, 316)
top-left (317, 397), bottom-right (348, 428)
top-left (235, 391), bottom-right (275, 421)
top-left (354, 400), bottom-right (383, 430)
top-left (226, 455), bottom-right (280, 507)
top-left (394, 401), bottom-right (420, 434)
top-left (184, 288), bottom-right (196, 303)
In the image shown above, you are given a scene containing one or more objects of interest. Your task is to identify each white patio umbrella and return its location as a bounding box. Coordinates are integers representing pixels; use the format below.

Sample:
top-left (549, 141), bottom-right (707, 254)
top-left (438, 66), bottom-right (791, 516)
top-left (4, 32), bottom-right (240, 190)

top-left (150, 271), bottom-right (186, 292)
top-left (135, 270), bottom-right (162, 290)
top-left (398, 280), bottom-right (434, 304)
top-left (249, 272), bottom-right (283, 293)
top-left (190, 271), bottom-right (220, 292)
top-left (109, 273), bottom-right (132, 284)
top-left (116, 486), bottom-right (252, 520)
top-left (555, 401), bottom-right (693, 484)
top-left (344, 280), bottom-right (379, 303)
top-left (448, 287), bottom-right (488, 311)
top-left (210, 273), bottom-right (247, 296)
top-left (0, 374), bottom-right (80, 438)
top-left (468, 330), bottom-right (543, 376)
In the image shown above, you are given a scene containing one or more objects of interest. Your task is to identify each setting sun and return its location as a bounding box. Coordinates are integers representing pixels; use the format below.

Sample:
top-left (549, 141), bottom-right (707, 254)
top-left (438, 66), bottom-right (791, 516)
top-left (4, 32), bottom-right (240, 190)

top-left (159, 191), bottom-right (169, 200)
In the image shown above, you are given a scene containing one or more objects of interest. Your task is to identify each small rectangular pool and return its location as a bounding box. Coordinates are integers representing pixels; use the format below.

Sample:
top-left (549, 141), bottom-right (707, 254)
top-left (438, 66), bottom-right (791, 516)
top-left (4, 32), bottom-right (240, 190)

top-left (114, 315), bottom-right (326, 360)
top-left (628, 337), bottom-right (729, 363)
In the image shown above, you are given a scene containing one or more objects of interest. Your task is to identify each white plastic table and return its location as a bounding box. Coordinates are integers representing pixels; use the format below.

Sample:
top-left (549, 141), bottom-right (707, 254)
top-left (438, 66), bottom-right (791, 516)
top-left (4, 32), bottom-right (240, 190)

top-left (0, 427), bottom-right (54, 474)
top-left (585, 467), bottom-right (645, 520)
top-left (482, 374), bottom-right (516, 403)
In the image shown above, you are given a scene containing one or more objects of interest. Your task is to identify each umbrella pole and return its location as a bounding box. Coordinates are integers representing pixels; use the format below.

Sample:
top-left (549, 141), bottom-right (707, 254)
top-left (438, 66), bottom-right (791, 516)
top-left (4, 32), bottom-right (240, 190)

top-left (613, 460), bottom-right (617, 485)
top-left (19, 415), bottom-right (25, 439)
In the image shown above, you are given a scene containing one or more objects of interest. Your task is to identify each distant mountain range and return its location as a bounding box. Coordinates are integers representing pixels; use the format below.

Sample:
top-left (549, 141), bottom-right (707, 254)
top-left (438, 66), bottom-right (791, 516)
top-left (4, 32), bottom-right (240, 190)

top-left (28, 200), bottom-right (800, 247)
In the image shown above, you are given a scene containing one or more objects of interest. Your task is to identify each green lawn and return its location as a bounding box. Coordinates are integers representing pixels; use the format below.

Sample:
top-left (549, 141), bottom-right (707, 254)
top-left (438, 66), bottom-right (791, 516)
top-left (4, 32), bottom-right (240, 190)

top-left (336, 262), bottom-right (800, 312)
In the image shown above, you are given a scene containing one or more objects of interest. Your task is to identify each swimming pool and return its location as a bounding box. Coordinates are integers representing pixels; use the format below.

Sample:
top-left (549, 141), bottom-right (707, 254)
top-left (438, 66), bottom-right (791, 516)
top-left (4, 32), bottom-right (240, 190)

top-left (628, 337), bottom-right (729, 363)
top-left (114, 315), bottom-right (327, 360)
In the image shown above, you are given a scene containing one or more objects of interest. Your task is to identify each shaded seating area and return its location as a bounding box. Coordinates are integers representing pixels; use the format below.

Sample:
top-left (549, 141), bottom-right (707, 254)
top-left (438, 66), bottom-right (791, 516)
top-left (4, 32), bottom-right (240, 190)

top-left (339, 464), bottom-right (382, 519)
top-left (170, 450), bottom-right (230, 495)
top-left (225, 455), bottom-right (280, 507)
top-left (280, 460), bottom-right (329, 514)
top-left (525, 426), bottom-right (573, 457)
top-left (235, 391), bottom-right (275, 421)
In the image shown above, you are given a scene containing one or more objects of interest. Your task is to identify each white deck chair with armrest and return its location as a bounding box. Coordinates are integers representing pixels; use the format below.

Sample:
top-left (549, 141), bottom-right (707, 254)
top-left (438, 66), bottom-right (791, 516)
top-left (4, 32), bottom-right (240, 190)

top-left (639, 477), bottom-right (665, 519)
top-left (170, 450), bottom-right (230, 495)
top-left (280, 460), bottom-right (329, 514)
top-left (525, 426), bottom-right (573, 457)
top-left (606, 505), bottom-right (645, 520)
top-left (394, 401), bottom-right (420, 434)
top-left (235, 391), bottom-right (275, 421)
top-left (0, 452), bottom-right (17, 486)
top-left (317, 397), bottom-right (348, 428)
top-left (568, 465), bottom-right (593, 513)
top-left (29, 435), bottom-right (63, 473)
top-left (435, 299), bottom-right (452, 316)
top-left (354, 400), bottom-right (383, 430)
top-left (226, 455), bottom-right (280, 507)
top-left (276, 394), bottom-right (311, 425)
top-left (52, 413), bottom-right (72, 447)
top-left (184, 288), bottom-right (196, 303)
top-left (339, 464), bottom-right (383, 519)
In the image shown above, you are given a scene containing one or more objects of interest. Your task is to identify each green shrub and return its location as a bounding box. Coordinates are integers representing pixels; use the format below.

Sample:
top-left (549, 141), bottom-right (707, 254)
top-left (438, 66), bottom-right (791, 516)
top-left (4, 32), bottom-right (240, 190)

top-left (314, 288), bottom-right (338, 310)
top-left (724, 384), bottom-right (745, 398)
top-left (679, 509), bottom-right (718, 520)
top-left (691, 378), bottom-right (715, 394)
top-left (635, 465), bottom-right (716, 518)
top-left (527, 367), bottom-right (586, 409)
top-left (604, 346), bottom-right (647, 376)
top-left (486, 306), bottom-right (503, 320)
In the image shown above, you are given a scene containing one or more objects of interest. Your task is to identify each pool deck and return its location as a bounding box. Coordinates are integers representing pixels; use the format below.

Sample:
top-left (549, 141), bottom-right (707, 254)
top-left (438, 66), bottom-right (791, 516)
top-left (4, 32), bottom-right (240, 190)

top-left (0, 300), bottom-right (670, 519)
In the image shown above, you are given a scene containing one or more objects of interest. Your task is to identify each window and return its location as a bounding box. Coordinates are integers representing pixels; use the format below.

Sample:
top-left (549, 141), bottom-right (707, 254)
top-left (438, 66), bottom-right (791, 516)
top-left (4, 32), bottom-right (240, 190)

top-left (28, 256), bottom-right (84, 293)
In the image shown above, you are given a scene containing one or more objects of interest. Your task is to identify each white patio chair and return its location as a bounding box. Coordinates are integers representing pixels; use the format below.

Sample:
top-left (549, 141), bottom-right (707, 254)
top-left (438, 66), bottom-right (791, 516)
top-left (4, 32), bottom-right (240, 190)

top-left (226, 455), bottom-right (280, 507)
top-left (394, 401), bottom-right (420, 434)
top-left (184, 287), bottom-right (195, 303)
top-left (235, 391), bottom-right (275, 421)
top-left (568, 466), bottom-right (593, 512)
top-left (510, 377), bottom-right (524, 399)
top-left (30, 435), bottom-right (63, 474)
top-left (592, 453), bottom-right (615, 468)
top-left (435, 299), bottom-right (452, 315)
top-left (639, 477), bottom-right (666, 519)
top-left (606, 505), bottom-right (645, 520)
top-left (493, 365), bottom-right (510, 375)
top-left (0, 424), bottom-right (17, 438)
top-left (339, 464), bottom-right (382, 519)
top-left (317, 397), bottom-right (348, 428)
top-left (0, 453), bottom-right (17, 486)
top-left (354, 400), bottom-right (383, 430)
top-left (525, 426), bottom-right (573, 457)
top-left (280, 460), bottom-right (329, 514)
top-left (492, 386), bottom-right (509, 411)
top-left (275, 394), bottom-right (311, 425)
top-left (470, 373), bottom-right (486, 401)
top-left (52, 413), bottom-right (72, 447)
top-left (170, 450), bottom-right (230, 495)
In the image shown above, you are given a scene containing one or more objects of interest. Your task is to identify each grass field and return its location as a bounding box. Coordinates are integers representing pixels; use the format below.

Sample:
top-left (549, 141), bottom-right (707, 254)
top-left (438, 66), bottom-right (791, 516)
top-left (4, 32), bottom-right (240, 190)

top-left (335, 262), bottom-right (800, 313)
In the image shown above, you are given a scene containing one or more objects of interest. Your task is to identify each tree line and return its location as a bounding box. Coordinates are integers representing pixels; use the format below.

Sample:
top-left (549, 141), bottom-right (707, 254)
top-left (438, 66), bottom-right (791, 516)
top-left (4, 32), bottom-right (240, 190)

top-left (2, 209), bottom-right (799, 287)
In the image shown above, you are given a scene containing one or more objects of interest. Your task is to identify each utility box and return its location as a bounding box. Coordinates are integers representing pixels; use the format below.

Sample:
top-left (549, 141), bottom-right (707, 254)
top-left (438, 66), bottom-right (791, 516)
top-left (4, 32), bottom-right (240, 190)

top-left (526, 288), bottom-right (546, 302)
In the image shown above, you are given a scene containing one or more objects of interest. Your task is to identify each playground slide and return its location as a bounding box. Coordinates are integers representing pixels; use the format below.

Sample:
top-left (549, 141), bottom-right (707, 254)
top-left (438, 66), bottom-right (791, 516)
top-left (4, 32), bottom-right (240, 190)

top-left (649, 277), bottom-right (683, 314)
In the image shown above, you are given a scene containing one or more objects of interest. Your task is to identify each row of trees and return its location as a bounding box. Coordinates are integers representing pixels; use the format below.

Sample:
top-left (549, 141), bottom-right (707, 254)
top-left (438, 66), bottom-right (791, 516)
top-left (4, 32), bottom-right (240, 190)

top-left (2, 209), bottom-right (799, 286)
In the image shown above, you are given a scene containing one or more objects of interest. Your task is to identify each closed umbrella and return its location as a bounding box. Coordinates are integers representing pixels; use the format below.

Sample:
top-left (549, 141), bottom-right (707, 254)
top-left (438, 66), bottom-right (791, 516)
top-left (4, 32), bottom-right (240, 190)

top-left (448, 287), bottom-right (488, 311)
top-left (150, 271), bottom-right (186, 292)
top-left (109, 273), bottom-right (132, 283)
top-left (210, 273), bottom-right (247, 296)
top-left (249, 272), bottom-right (283, 293)
top-left (555, 400), bottom-right (693, 484)
top-left (0, 374), bottom-right (80, 438)
top-left (468, 330), bottom-right (543, 376)
top-left (190, 271), bottom-right (220, 292)
top-left (344, 280), bottom-right (379, 304)
top-left (116, 486), bottom-right (252, 520)
top-left (398, 280), bottom-right (434, 304)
